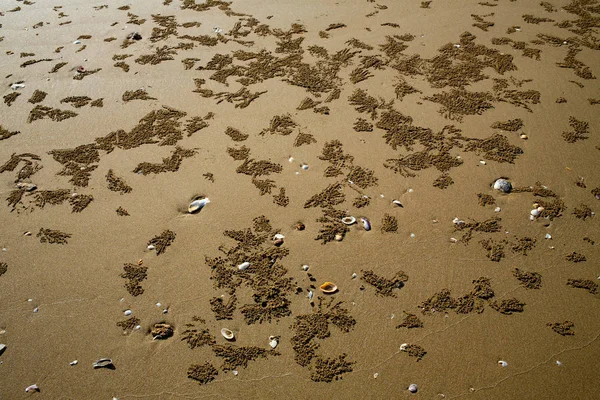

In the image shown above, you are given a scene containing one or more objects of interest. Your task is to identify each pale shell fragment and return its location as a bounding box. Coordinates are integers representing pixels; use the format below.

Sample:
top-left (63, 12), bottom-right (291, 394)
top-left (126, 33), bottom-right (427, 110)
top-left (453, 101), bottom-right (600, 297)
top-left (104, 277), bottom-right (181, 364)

top-left (479, 160), bottom-right (486, 165)
top-left (545, 233), bottom-right (552, 239)
top-left (269, 337), bottom-right (278, 349)
top-left (188, 197), bottom-right (210, 214)
top-left (341, 216), bottom-right (356, 225)
top-left (498, 360), bottom-right (508, 367)
top-left (273, 233), bottom-right (285, 240)
top-left (408, 383), bottom-right (418, 393)
top-left (400, 343), bottom-right (408, 351)
top-left (556, 360), bottom-right (562, 366)
top-left (93, 358), bottom-right (114, 369)
top-left (302, 265), bottom-right (309, 271)
top-left (25, 384), bottom-right (39, 393)
top-left (238, 262), bottom-right (250, 271)
top-left (221, 328), bottom-right (235, 340)
top-left (495, 207), bottom-right (501, 212)
top-left (334, 233), bottom-right (343, 241)
top-left (0, 343), bottom-right (6, 356)
top-left (147, 244), bottom-right (156, 251)
top-left (70, 360), bottom-right (78, 366)
top-left (124, 310), bottom-right (132, 316)
top-left (301, 164), bottom-right (309, 170)
top-left (392, 200), bottom-right (404, 207)
top-left (308, 290), bottom-right (314, 300)
top-left (232, 370), bottom-right (239, 376)
top-left (530, 209), bottom-right (540, 217)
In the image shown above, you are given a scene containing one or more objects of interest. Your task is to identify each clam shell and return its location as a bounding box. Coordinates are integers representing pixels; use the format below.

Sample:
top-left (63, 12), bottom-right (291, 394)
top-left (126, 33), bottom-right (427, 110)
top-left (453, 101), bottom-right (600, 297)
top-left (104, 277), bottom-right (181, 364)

top-left (530, 209), bottom-right (540, 217)
top-left (493, 179), bottom-right (512, 193)
top-left (188, 197), bottom-right (210, 214)
top-left (320, 282), bottom-right (338, 294)
top-left (93, 358), bottom-right (114, 369)
top-left (408, 383), bottom-right (418, 393)
top-left (360, 218), bottom-right (371, 231)
top-left (238, 262), bottom-right (250, 271)
top-left (220, 328), bottom-right (235, 340)
top-left (341, 216), bottom-right (356, 225)
top-left (392, 200), bottom-right (404, 208)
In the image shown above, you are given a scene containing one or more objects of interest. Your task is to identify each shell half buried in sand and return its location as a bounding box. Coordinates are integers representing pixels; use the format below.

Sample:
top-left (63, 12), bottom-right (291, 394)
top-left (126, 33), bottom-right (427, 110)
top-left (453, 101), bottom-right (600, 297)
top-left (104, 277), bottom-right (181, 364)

top-left (320, 282), bottom-right (338, 294)
top-left (220, 328), bottom-right (235, 340)
top-left (188, 197), bottom-right (210, 214)
top-left (92, 358), bottom-right (114, 369)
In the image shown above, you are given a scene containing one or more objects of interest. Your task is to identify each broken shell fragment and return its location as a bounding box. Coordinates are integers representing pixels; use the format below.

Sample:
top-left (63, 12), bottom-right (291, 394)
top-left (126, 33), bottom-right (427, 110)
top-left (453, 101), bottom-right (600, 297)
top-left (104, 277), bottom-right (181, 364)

top-left (392, 200), bottom-right (404, 207)
top-left (360, 217), bottom-right (371, 231)
top-left (25, 384), bottom-right (39, 393)
top-left (70, 360), bottom-right (78, 366)
top-left (408, 383), bottom-right (418, 393)
top-left (238, 262), bottom-right (250, 271)
top-left (188, 197), bottom-right (210, 214)
top-left (93, 358), bottom-right (114, 369)
top-left (334, 233), bottom-right (343, 241)
top-left (341, 216), bottom-right (356, 225)
top-left (493, 178), bottom-right (512, 193)
top-left (221, 328), bottom-right (235, 340)
top-left (498, 360), bottom-right (508, 367)
top-left (320, 282), bottom-right (338, 294)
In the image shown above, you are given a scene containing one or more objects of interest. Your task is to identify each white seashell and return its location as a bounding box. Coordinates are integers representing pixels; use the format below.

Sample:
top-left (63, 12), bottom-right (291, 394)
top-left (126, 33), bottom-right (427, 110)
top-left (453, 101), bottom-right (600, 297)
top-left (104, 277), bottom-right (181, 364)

top-left (73, 40), bottom-right (81, 44)
top-left (16, 182), bottom-right (37, 191)
top-left (93, 358), bottom-right (114, 369)
top-left (269, 337), bottom-right (278, 349)
top-left (493, 179), bottom-right (512, 193)
top-left (0, 344), bottom-right (6, 356)
top-left (70, 360), bottom-right (78, 366)
top-left (232, 370), bottom-right (238, 375)
top-left (288, 157), bottom-right (294, 162)
top-left (530, 209), bottom-right (540, 217)
top-left (334, 233), bottom-right (343, 241)
top-left (156, 302), bottom-right (162, 307)
top-left (408, 188), bottom-right (414, 193)
top-left (479, 160), bottom-right (486, 165)
top-left (454, 44), bottom-right (461, 48)
top-left (25, 384), bottom-right (39, 393)
top-left (392, 200), bottom-right (404, 207)
top-left (545, 233), bottom-right (552, 239)
top-left (495, 207), bottom-right (501, 212)
top-left (273, 233), bottom-right (285, 240)
top-left (238, 262), bottom-right (250, 271)
top-left (221, 328), bottom-right (235, 340)
top-left (341, 216), bottom-right (356, 225)
top-left (450, 237), bottom-right (458, 243)
top-left (351, 273), bottom-right (357, 279)
top-left (302, 265), bottom-right (309, 271)
top-left (162, 308), bottom-right (168, 314)
top-left (556, 360), bottom-right (562, 366)
top-left (498, 360), bottom-right (508, 367)
top-left (301, 164), bottom-right (309, 170)
top-left (520, 134), bottom-right (528, 139)
top-left (360, 217), bottom-right (371, 231)
top-left (537, 206), bottom-right (544, 212)
top-left (408, 383), bottom-right (418, 393)
top-left (11, 83), bottom-right (26, 90)
top-left (308, 290), bottom-right (314, 300)
top-left (147, 244), bottom-right (156, 250)
top-left (400, 343), bottom-right (408, 351)
top-left (188, 197), bottom-right (210, 214)
top-left (410, 233), bottom-right (415, 238)
top-left (373, 372), bottom-right (379, 378)
top-left (124, 310), bottom-right (132, 316)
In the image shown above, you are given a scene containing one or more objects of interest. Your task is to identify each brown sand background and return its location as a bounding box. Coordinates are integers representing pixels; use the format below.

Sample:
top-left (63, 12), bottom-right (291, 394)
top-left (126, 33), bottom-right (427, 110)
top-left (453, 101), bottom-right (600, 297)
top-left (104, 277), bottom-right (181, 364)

top-left (1, 0), bottom-right (599, 398)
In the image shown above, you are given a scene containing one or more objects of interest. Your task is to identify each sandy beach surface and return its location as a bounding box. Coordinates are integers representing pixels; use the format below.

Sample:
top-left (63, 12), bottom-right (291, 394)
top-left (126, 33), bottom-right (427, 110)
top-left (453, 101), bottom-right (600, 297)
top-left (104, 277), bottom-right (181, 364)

top-left (0, 0), bottom-right (599, 398)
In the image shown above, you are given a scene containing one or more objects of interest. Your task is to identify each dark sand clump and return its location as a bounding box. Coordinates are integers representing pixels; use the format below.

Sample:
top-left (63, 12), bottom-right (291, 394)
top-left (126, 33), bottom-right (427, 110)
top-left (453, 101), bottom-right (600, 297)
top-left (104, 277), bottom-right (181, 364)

top-left (147, 230), bottom-right (176, 255)
top-left (0, 262), bottom-right (7, 277)
top-left (121, 263), bottom-right (148, 297)
top-left (402, 344), bottom-right (427, 361)
top-left (106, 170), bottom-right (133, 194)
top-left (187, 362), bottom-right (218, 385)
top-left (37, 228), bottom-right (71, 244)
top-left (566, 252), bottom-right (586, 263)
top-left (360, 269), bottom-right (408, 297)
top-left (547, 321), bottom-right (575, 336)
top-left (116, 317), bottom-right (140, 331)
top-left (209, 296), bottom-right (237, 320)
top-left (396, 312), bottom-right (424, 329)
top-left (513, 268), bottom-right (542, 289)
top-left (567, 279), bottom-right (597, 295)
top-left (213, 344), bottom-right (279, 371)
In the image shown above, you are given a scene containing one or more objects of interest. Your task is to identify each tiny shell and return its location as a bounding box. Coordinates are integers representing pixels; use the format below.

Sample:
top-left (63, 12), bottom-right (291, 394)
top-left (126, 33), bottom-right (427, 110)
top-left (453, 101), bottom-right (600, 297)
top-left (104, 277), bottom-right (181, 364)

top-left (392, 200), bottom-right (404, 207)
top-left (301, 164), bottom-right (309, 170)
top-left (93, 358), bottom-right (114, 369)
top-left (360, 218), bottom-right (371, 231)
top-left (320, 282), bottom-right (338, 294)
top-left (0, 343), bottom-right (6, 356)
top-left (494, 207), bottom-right (501, 212)
top-left (520, 134), bottom-right (528, 139)
top-left (493, 179), bottom-right (512, 193)
top-left (351, 273), bottom-right (357, 279)
top-left (232, 370), bottom-right (239, 376)
top-left (188, 197), bottom-right (210, 214)
top-left (530, 209), bottom-right (540, 217)
top-left (124, 310), bottom-right (132, 316)
top-left (341, 216), bottom-right (356, 225)
top-left (545, 233), bottom-right (552, 239)
top-left (269, 336), bottom-right (278, 349)
top-left (221, 328), bottom-right (235, 340)
top-left (273, 233), bottom-right (285, 240)
top-left (302, 265), bottom-right (309, 271)
top-left (334, 233), bottom-right (343, 241)
top-left (70, 360), bottom-right (78, 366)
top-left (25, 384), bottom-right (39, 393)
top-left (238, 262), bottom-right (250, 271)
top-left (498, 360), bottom-right (508, 367)
top-left (408, 383), bottom-right (418, 393)
top-left (24, 231), bottom-right (32, 236)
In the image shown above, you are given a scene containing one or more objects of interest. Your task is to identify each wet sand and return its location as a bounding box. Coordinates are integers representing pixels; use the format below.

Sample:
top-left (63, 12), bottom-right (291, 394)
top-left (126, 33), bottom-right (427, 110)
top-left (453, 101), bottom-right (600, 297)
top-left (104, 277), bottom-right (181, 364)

top-left (0, 0), bottom-right (599, 398)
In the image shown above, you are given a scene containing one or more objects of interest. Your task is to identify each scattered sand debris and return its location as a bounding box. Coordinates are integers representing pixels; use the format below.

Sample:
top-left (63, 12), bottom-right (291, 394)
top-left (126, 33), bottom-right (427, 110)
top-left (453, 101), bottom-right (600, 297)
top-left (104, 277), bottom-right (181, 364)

top-left (3, 93), bottom-right (21, 106)
top-left (304, 183), bottom-right (345, 208)
top-left (73, 68), bottom-right (101, 80)
top-left (28, 90), bottom-right (47, 104)
top-left (210, 296), bottom-right (237, 320)
top-left (361, 270), bottom-right (408, 297)
top-left (491, 118), bottom-right (523, 131)
top-left (147, 230), bottom-right (176, 256)
top-left (133, 147), bottom-right (197, 175)
top-left (122, 89), bottom-right (157, 102)
top-left (20, 58), bottom-right (53, 68)
top-left (116, 207), bottom-right (130, 216)
top-left (513, 268), bottom-right (542, 289)
top-left (401, 344), bottom-right (427, 361)
top-left (562, 116), bottom-right (589, 143)
top-left (225, 127), bottom-right (248, 141)
top-left (151, 323), bottom-right (174, 339)
top-left (291, 297), bottom-right (356, 371)
top-left (121, 263), bottom-right (148, 296)
top-left (236, 158), bottom-right (282, 177)
top-left (260, 114), bottom-right (297, 136)
top-left (348, 88), bottom-right (393, 120)
top-left (381, 214), bottom-right (398, 233)
top-left (489, 298), bottom-right (525, 314)
top-left (114, 62), bottom-right (130, 72)
top-left (116, 317), bottom-right (140, 332)
top-left (297, 97), bottom-right (321, 110)
top-left (566, 252), bottom-right (586, 263)
top-left (479, 238), bottom-right (506, 262)
top-left (455, 217), bottom-right (502, 243)
top-left (547, 321), bottom-right (575, 336)
top-left (188, 363), bottom-right (218, 385)
top-left (477, 193), bottom-right (496, 206)
top-left (37, 228), bottom-right (71, 244)
top-left (567, 279), bottom-right (598, 295)
top-left (50, 62), bottom-right (68, 73)
top-left (28, 105), bottom-right (78, 123)
top-left (311, 354), bottom-right (355, 382)
top-left (181, 317), bottom-right (216, 349)
top-left (396, 312), bottom-right (424, 329)
top-left (227, 146), bottom-right (251, 160)
top-left (31, 189), bottom-right (71, 209)
top-left (135, 46), bottom-right (177, 65)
